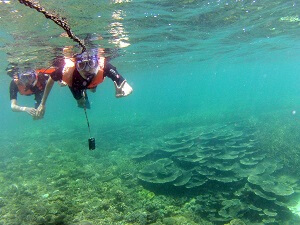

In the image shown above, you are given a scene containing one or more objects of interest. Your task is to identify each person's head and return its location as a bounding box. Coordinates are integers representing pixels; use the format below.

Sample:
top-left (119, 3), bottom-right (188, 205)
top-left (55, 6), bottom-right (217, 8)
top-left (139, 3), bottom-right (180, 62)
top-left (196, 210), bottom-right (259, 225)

top-left (75, 50), bottom-right (99, 80)
top-left (17, 70), bottom-right (36, 86)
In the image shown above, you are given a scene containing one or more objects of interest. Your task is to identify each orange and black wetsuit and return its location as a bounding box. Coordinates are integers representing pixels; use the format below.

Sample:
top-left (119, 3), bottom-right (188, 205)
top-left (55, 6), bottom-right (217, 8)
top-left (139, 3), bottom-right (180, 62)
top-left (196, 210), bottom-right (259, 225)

top-left (51, 59), bottom-right (125, 100)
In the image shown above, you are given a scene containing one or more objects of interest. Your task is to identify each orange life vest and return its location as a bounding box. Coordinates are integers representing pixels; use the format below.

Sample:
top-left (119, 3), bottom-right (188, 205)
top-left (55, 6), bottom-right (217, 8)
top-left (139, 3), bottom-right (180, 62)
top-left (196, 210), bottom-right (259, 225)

top-left (13, 70), bottom-right (49, 95)
top-left (62, 57), bottom-right (105, 89)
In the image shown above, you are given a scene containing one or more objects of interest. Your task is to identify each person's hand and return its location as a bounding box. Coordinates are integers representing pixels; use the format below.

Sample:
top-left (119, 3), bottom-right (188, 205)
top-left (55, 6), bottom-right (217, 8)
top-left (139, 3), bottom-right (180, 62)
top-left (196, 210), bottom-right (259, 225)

top-left (77, 96), bottom-right (91, 109)
top-left (114, 80), bottom-right (133, 98)
top-left (89, 87), bottom-right (97, 93)
top-left (23, 107), bottom-right (37, 116)
top-left (77, 97), bottom-right (86, 108)
top-left (36, 104), bottom-right (45, 119)
top-left (57, 80), bottom-right (67, 87)
top-left (77, 90), bottom-right (91, 109)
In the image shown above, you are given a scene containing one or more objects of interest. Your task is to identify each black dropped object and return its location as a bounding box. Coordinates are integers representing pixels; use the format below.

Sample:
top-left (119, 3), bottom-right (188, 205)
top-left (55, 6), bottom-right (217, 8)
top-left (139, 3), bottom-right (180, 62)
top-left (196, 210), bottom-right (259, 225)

top-left (88, 137), bottom-right (95, 150)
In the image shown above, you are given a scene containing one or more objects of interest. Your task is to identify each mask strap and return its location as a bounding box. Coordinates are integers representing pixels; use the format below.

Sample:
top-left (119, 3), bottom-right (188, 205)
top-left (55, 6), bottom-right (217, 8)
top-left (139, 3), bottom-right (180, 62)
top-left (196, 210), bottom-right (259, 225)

top-left (32, 72), bottom-right (38, 86)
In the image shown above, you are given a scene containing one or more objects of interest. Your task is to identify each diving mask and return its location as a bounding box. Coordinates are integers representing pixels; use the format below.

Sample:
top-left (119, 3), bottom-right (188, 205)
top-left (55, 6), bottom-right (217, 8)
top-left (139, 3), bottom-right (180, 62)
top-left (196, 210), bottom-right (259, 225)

top-left (76, 52), bottom-right (98, 71)
top-left (18, 70), bottom-right (36, 85)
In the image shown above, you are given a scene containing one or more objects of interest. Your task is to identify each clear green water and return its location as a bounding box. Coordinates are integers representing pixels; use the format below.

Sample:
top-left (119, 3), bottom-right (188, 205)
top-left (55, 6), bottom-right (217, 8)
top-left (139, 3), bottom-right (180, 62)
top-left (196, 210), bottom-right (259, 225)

top-left (1, 0), bottom-right (300, 224)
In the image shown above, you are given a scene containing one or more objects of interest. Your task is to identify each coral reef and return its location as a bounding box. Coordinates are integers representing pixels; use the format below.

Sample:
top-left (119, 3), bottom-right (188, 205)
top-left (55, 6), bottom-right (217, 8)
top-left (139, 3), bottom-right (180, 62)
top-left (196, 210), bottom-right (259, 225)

top-left (0, 122), bottom-right (211, 225)
top-left (133, 120), bottom-right (300, 223)
top-left (0, 115), bottom-right (299, 224)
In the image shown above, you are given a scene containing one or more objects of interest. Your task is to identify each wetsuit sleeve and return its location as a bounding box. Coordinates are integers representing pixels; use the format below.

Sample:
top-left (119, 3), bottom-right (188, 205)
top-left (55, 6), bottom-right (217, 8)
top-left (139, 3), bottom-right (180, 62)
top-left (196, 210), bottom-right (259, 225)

top-left (104, 62), bottom-right (125, 86)
top-left (9, 80), bottom-right (18, 100)
top-left (34, 91), bottom-right (43, 109)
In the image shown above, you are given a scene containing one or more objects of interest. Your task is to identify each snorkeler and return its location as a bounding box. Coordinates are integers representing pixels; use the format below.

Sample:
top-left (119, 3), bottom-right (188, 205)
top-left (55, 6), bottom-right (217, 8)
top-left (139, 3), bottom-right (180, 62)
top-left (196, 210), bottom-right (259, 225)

top-left (9, 69), bottom-right (52, 118)
top-left (36, 49), bottom-right (133, 118)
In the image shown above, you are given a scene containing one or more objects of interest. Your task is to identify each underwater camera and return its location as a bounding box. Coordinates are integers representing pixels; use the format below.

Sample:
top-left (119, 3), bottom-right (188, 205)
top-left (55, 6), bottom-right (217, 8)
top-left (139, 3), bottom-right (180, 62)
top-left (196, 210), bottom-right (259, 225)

top-left (88, 137), bottom-right (95, 150)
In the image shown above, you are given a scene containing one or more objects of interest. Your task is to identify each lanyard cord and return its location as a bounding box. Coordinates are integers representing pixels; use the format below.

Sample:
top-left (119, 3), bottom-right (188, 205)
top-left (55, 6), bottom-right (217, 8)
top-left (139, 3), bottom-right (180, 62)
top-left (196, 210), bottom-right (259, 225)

top-left (83, 91), bottom-right (91, 138)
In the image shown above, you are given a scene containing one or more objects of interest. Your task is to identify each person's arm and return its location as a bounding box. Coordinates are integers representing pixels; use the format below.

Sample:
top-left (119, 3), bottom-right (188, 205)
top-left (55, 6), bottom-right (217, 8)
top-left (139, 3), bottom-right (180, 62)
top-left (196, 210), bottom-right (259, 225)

top-left (104, 62), bottom-right (133, 97)
top-left (11, 99), bottom-right (24, 112)
top-left (36, 62), bottom-right (64, 118)
top-left (11, 99), bottom-right (37, 116)
top-left (9, 80), bottom-right (36, 116)
top-left (36, 77), bottom-right (54, 118)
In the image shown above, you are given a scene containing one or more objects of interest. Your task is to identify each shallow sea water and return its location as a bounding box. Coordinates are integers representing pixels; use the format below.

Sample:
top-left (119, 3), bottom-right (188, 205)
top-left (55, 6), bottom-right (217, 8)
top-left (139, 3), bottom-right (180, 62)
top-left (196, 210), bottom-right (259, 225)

top-left (1, 0), bottom-right (300, 224)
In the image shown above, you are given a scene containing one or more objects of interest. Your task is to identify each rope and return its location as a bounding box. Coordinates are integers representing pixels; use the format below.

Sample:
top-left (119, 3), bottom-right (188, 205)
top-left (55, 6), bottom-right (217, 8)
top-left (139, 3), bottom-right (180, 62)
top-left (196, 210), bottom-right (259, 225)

top-left (18, 0), bottom-right (86, 54)
top-left (83, 106), bottom-right (91, 137)
top-left (82, 91), bottom-right (91, 138)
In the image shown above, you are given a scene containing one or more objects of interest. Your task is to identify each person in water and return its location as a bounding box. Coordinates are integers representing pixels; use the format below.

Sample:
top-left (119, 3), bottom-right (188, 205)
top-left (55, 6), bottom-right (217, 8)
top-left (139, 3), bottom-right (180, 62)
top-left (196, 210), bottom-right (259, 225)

top-left (9, 69), bottom-right (51, 118)
top-left (36, 49), bottom-right (133, 118)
